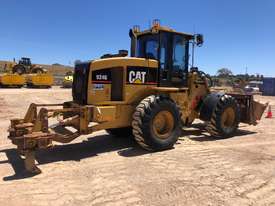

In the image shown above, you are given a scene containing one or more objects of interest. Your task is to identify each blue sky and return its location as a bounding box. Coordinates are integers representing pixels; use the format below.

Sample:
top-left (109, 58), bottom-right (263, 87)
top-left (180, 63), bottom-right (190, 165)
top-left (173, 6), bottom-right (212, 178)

top-left (0, 0), bottom-right (274, 76)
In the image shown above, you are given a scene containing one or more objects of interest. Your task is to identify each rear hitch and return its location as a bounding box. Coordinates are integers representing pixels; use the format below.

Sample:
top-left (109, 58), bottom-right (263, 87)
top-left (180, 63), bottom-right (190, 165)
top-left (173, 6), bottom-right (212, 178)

top-left (7, 103), bottom-right (88, 174)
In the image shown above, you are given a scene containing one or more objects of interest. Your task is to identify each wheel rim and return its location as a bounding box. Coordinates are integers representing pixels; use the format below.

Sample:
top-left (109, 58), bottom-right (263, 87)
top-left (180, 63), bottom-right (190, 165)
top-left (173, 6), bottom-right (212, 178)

top-left (15, 67), bottom-right (23, 75)
top-left (221, 107), bottom-right (235, 129)
top-left (152, 110), bottom-right (174, 139)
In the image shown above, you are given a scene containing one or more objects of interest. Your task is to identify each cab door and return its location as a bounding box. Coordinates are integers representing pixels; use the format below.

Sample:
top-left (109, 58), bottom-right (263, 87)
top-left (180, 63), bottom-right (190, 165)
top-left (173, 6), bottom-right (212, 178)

top-left (159, 32), bottom-right (189, 87)
top-left (159, 32), bottom-right (171, 87)
top-left (171, 34), bottom-right (189, 87)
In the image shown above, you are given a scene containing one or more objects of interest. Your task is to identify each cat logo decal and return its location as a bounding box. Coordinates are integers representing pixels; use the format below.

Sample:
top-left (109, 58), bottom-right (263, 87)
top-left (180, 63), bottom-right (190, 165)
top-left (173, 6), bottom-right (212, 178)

top-left (128, 71), bottom-right (146, 84)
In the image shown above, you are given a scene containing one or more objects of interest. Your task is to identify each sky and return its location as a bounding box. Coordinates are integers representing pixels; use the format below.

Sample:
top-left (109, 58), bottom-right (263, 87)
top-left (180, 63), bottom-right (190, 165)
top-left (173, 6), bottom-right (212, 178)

top-left (0, 0), bottom-right (274, 76)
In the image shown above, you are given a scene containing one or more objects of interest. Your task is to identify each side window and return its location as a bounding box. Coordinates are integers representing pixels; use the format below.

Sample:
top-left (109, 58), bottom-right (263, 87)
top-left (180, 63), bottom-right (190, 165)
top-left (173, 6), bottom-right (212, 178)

top-left (136, 34), bottom-right (158, 59)
top-left (160, 44), bottom-right (165, 70)
top-left (172, 35), bottom-right (186, 72)
top-left (145, 40), bottom-right (158, 59)
top-left (159, 33), bottom-right (169, 80)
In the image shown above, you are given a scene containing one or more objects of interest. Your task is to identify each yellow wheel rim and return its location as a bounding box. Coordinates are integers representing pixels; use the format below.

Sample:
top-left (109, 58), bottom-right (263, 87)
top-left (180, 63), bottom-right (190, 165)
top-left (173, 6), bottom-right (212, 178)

top-left (152, 111), bottom-right (174, 139)
top-left (221, 107), bottom-right (235, 129)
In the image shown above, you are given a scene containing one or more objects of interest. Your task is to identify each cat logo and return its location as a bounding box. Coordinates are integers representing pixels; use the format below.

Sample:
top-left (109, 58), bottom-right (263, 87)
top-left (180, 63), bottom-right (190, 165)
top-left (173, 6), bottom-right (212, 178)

top-left (129, 71), bottom-right (146, 84)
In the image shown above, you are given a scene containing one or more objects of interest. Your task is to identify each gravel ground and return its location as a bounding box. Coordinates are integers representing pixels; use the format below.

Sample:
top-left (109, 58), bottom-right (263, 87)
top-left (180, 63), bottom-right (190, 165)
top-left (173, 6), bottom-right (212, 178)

top-left (0, 88), bottom-right (274, 206)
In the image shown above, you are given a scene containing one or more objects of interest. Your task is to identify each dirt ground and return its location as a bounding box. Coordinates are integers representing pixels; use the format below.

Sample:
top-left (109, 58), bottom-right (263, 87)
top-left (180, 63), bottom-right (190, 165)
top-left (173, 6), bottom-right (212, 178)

top-left (0, 88), bottom-right (274, 206)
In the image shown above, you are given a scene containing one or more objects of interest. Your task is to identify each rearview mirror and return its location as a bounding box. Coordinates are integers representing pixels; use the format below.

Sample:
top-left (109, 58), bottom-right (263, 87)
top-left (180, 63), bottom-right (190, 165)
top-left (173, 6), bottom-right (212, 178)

top-left (129, 29), bottom-right (134, 38)
top-left (195, 34), bottom-right (204, 46)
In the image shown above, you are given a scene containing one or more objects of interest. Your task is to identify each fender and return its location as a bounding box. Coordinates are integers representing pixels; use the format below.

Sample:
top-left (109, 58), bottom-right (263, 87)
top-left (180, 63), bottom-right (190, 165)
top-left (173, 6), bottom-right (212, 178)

top-left (199, 92), bottom-right (224, 121)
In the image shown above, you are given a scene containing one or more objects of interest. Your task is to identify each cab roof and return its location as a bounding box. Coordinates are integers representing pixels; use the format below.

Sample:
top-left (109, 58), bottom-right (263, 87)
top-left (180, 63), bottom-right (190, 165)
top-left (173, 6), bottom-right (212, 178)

top-left (133, 25), bottom-right (194, 39)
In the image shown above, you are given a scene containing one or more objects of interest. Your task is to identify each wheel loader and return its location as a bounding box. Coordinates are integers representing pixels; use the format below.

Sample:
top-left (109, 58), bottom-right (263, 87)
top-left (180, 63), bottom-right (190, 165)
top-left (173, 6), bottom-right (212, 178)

top-left (12, 57), bottom-right (46, 74)
top-left (8, 20), bottom-right (267, 174)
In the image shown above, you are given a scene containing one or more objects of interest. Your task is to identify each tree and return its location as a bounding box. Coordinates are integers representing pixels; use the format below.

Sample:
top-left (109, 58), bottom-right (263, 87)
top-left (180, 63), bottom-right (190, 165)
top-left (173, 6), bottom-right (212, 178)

top-left (216, 68), bottom-right (233, 77)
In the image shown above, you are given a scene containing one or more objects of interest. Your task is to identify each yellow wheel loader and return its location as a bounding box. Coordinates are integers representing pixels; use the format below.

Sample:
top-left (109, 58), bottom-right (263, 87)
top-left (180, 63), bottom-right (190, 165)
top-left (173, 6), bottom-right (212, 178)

top-left (8, 21), bottom-right (267, 174)
top-left (12, 57), bottom-right (46, 74)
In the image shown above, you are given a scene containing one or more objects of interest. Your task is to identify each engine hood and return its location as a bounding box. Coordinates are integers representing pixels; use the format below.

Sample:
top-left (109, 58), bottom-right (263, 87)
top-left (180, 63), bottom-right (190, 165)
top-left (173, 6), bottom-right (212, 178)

top-left (91, 57), bottom-right (158, 71)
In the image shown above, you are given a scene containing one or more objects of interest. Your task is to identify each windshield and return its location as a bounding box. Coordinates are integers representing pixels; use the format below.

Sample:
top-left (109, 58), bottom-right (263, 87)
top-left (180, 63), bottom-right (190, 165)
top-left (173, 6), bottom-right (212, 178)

top-left (136, 34), bottom-right (158, 59)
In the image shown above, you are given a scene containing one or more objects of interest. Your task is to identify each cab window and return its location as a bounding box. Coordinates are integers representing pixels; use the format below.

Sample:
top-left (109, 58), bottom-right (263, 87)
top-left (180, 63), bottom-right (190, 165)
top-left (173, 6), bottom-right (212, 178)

top-left (171, 35), bottom-right (188, 83)
top-left (159, 32), bottom-right (169, 80)
top-left (172, 35), bottom-right (187, 72)
top-left (136, 34), bottom-right (158, 59)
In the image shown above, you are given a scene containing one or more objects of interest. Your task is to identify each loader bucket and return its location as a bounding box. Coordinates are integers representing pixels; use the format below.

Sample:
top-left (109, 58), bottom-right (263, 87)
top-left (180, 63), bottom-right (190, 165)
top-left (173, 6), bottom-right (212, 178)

top-left (252, 100), bottom-right (268, 122)
top-left (228, 93), bottom-right (268, 125)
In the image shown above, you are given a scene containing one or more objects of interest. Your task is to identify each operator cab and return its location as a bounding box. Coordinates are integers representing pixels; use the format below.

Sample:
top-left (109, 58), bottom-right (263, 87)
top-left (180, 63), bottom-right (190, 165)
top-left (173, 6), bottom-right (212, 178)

top-left (19, 57), bottom-right (31, 66)
top-left (129, 20), bottom-right (203, 87)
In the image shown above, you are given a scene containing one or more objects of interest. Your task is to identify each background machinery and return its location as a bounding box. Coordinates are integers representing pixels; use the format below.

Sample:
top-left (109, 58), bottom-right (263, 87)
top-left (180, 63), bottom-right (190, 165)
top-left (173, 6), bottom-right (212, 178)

top-left (62, 71), bottom-right (73, 88)
top-left (0, 61), bottom-right (25, 88)
top-left (13, 57), bottom-right (53, 88)
top-left (12, 57), bottom-right (45, 74)
top-left (0, 57), bottom-right (53, 88)
top-left (8, 21), bottom-right (267, 174)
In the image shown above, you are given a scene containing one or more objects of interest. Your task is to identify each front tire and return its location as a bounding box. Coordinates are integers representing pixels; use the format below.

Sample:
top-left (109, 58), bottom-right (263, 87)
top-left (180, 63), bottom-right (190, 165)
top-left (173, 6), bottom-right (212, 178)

top-left (132, 95), bottom-right (181, 151)
top-left (206, 94), bottom-right (240, 138)
top-left (12, 65), bottom-right (25, 74)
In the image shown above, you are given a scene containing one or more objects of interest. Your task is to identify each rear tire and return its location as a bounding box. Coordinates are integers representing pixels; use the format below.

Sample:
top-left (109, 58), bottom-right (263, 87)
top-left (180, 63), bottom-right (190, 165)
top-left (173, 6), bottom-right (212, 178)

top-left (206, 94), bottom-right (240, 138)
top-left (12, 65), bottom-right (25, 75)
top-left (106, 127), bottom-right (133, 138)
top-left (132, 95), bottom-right (181, 151)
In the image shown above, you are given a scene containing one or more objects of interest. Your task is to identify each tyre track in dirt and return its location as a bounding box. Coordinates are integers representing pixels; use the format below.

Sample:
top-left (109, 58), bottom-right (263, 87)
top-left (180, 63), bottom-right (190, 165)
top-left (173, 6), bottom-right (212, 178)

top-left (124, 135), bottom-right (275, 206)
top-left (1, 133), bottom-right (274, 206)
top-left (120, 141), bottom-right (226, 205)
top-left (86, 159), bottom-right (142, 206)
top-left (236, 176), bottom-right (275, 206)
top-left (0, 91), bottom-right (275, 206)
top-left (0, 155), bottom-right (142, 206)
